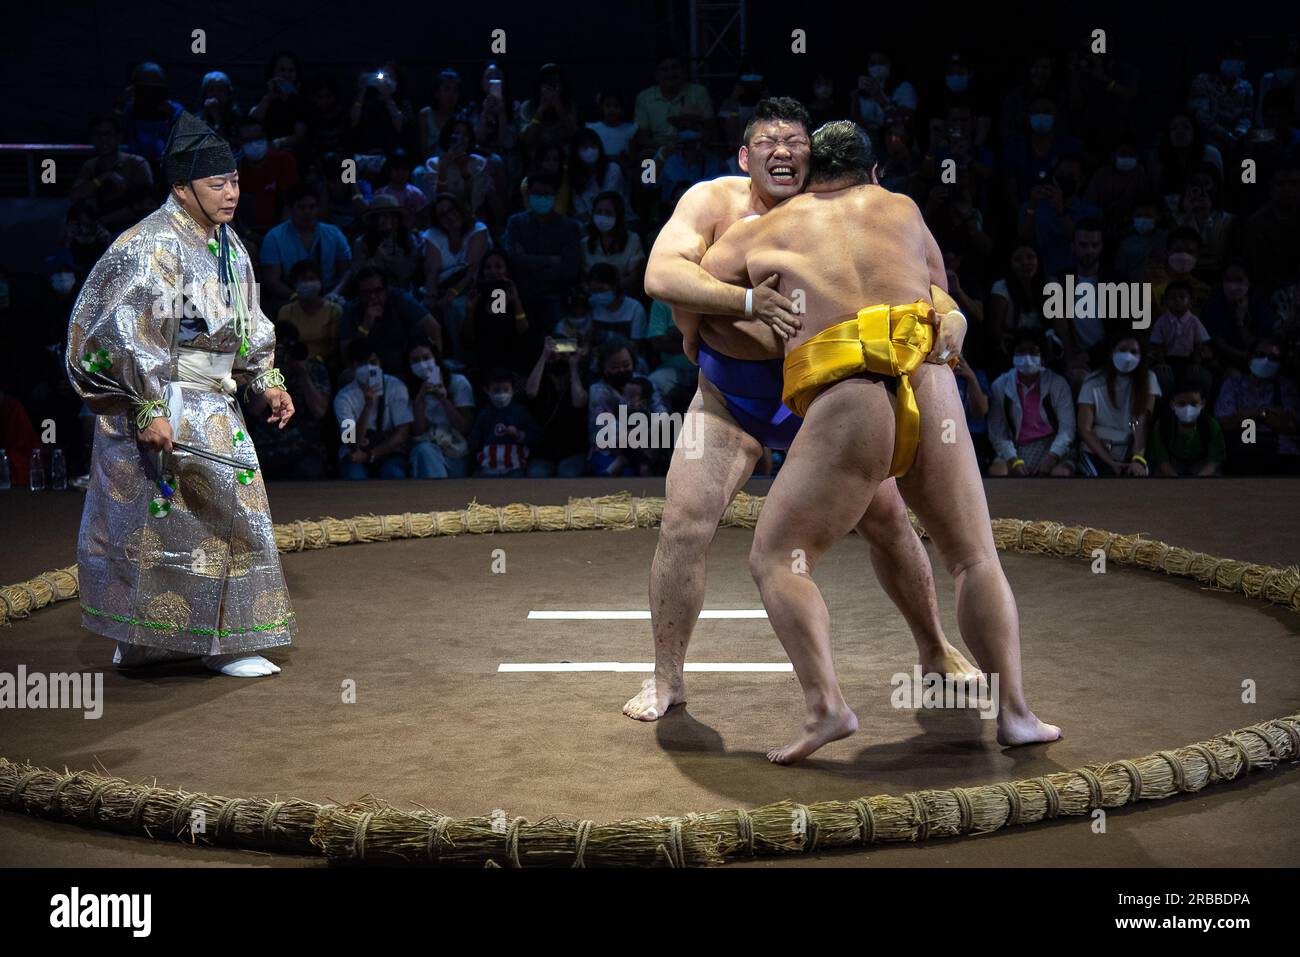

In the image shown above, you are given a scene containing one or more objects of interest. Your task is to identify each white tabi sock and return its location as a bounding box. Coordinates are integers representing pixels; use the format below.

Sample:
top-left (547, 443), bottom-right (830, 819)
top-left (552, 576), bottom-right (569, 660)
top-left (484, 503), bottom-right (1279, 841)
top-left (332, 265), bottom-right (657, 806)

top-left (201, 653), bottom-right (282, 677)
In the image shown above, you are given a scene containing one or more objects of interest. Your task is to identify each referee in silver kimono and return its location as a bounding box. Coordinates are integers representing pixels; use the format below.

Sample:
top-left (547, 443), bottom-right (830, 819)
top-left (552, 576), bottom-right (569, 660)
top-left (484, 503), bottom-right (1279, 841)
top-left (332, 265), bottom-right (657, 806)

top-left (66, 111), bottom-right (297, 677)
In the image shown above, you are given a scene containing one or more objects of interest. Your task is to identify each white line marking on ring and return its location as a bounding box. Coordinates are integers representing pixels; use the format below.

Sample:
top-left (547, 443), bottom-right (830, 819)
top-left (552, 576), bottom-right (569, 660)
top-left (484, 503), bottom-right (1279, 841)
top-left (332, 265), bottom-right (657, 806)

top-left (527, 610), bottom-right (768, 620)
top-left (497, 662), bottom-right (792, 673)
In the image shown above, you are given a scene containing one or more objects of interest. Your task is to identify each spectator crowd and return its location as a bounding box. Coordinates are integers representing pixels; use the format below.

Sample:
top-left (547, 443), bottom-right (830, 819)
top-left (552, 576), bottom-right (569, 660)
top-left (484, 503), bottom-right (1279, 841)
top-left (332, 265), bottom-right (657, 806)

top-left (2, 39), bottom-right (1298, 484)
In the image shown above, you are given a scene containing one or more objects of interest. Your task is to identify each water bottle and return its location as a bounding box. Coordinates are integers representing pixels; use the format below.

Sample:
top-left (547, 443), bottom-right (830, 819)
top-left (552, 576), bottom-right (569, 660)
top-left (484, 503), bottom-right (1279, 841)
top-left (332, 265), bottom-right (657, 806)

top-left (0, 450), bottom-right (10, 490)
top-left (50, 447), bottom-right (67, 490)
top-left (29, 448), bottom-right (45, 491)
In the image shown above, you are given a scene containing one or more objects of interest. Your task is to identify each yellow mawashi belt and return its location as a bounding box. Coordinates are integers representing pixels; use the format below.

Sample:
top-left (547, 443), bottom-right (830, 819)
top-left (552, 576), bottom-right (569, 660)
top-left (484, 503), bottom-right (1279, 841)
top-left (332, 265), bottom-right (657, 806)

top-left (781, 300), bottom-right (939, 478)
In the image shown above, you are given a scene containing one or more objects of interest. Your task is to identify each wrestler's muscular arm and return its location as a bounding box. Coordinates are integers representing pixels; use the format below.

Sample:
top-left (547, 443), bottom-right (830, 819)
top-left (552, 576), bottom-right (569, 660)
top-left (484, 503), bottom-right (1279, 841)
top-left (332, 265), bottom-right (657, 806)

top-left (915, 203), bottom-right (968, 363)
top-left (645, 180), bottom-right (796, 359)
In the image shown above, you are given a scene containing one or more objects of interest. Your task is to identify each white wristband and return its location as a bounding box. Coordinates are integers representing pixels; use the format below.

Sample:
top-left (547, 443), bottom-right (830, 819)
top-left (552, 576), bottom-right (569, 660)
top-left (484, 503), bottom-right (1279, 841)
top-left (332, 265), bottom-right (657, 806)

top-left (744, 288), bottom-right (754, 317)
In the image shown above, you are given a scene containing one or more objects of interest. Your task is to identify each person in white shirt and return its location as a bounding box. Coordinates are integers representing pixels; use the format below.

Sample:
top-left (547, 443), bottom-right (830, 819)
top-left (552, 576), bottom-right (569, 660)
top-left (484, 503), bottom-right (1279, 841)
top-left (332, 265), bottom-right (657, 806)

top-left (586, 90), bottom-right (638, 160)
top-left (568, 129), bottom-right (627, 223)
top-left (406, 338), bottom-right (475, 478)
top-left (587, 262), bottom-right (647, 342)
top-left (1076, 336), bottom-right (1160, 477)
top-left (334, 338), bottom-right (414, 479)
top-left (580, 192), bottom-right (645, 293)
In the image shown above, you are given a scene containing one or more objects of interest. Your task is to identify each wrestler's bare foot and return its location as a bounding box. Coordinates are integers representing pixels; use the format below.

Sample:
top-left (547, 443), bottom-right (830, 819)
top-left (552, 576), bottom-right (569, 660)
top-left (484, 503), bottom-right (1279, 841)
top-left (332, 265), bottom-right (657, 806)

top-left (996, 707), bottom-right (1062, 747)
top-left (920, 642), bottom-right (984, 685)
top-left (767, 706), bottom-right (859, 765)
top-left (623, 676), bottom-right (685, 721)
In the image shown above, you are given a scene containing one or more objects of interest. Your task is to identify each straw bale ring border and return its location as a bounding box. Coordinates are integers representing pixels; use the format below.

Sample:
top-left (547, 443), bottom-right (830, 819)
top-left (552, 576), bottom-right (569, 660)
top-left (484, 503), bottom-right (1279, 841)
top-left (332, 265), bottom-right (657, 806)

top-left (1, 492), bottom-right (1297, 866)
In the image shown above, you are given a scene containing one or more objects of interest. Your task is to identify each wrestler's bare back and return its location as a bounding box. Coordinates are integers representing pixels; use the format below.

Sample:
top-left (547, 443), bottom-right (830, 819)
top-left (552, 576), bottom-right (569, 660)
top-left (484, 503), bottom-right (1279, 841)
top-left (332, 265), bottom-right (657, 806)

top-left (700, 184), bottom-right (943, 351)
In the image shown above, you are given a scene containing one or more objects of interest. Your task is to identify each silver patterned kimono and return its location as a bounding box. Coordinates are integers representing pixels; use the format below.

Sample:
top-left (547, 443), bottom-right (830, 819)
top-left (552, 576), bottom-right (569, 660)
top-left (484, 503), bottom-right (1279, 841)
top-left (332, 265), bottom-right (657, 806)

top-left (66, 193), bottom-right (296, 655)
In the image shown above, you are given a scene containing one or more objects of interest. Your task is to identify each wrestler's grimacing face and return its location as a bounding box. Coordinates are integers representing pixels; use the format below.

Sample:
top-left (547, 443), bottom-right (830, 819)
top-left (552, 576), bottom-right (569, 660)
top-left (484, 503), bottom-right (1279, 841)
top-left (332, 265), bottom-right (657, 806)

top-left (741, 120), bottom-right (810, 201)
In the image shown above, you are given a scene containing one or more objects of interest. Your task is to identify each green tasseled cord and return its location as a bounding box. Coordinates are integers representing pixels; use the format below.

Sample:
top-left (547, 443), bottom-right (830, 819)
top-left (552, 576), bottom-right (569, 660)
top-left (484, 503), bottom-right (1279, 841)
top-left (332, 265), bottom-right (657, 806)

top-left (208, 229), bottom-right (250, 357)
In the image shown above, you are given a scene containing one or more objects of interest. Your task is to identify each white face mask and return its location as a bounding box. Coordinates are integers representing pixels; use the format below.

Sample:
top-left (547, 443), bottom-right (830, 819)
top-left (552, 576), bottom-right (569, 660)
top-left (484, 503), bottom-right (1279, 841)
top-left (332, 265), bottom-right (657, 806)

top-left (1013, 354), bottom-right (1042, 375)
top-left (578, 146), bottom-right (600, 164)
top-left (1174, 403), bottom-right (1202, 423)
top-left (489, 390), bottom-right (513, 408)
top-left (1250, 357), bottom-right (1280, 379)
top-left (1112, 351), bottom-right (1140, 373)
top-left (1115, 156), bottom-right (1138, 172)
top-left (295, 279), bottom-right (321, 298)
top-left (410, 359), bottom-right (439, 381)
top-left (592, 213), bottom-right (616, 233)
top-left (1132, 217), bottom-right (1156, 235)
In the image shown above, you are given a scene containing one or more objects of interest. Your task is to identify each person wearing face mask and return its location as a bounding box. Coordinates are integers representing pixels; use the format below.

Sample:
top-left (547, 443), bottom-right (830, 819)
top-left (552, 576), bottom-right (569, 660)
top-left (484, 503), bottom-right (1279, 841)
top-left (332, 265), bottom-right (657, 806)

top-left (568, 130), bottom-right (626, 223)
top-left (1187, 41), bottom-right (1255, 150)
top-left (261, 186), bottom-right (352, 313)
top-left (937, 55), bottom-right (993, 148)
top-left (1003, 98), bottom-right (1082, 206)
top-left (587, 262), bottom-right (648, 345)
top-left (581, 192), bottom-right (645, 292)
top-left (586, 337), bottom-right (666, 476)
top-left (407, 339), bottom-right (474, 479)
top-left (999, 55), bottom-right (1060, 145)
top-left (467, 369), bottom-right (542, 477)
top-left (1204, 262), bottom-right (1272, 374)
top-left (1114, 200), bottom-right (1169, 282)
top-left (1149, 383), bottom-right (1225, 477)
top-left (987, 333), bottom-right (1077, 476)
top-left (1083, 142), bottom-right (1151, 238)
top-left (1171, 168), bottom-right (1236, 274)
top-left (1215, 338), bottom-right (1300, 474)
top-left (1148, 227), bottom-right (1212, 315)
top-left (1076, 336), bottom-right (1159, 477)
top-left (334, 340), bottom-right (413, 479)
top-left (234, 116), bottom-right (299, 238)
top-left (502, 172), bottom-right (582, 331)
top-left (849, 51), bottom-right (918, 141)
top-left (277, 259), bottom-right (341, 370)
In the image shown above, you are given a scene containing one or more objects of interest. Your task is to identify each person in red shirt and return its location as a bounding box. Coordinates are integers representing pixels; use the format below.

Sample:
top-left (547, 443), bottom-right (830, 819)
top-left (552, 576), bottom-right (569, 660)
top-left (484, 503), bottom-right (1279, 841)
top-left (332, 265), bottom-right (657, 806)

top-left (235, 116), bottom-right (299, 237)
top-left (0, 390), bottom-right (38, 486)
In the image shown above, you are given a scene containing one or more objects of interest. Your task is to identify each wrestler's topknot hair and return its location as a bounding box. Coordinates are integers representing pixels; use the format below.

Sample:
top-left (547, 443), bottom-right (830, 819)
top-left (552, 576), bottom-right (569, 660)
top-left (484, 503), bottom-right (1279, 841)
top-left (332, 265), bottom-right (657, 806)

top-left (810, 121), bottom-right (876, 185)
top-left (742, 97), bottom-right (812, 146)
